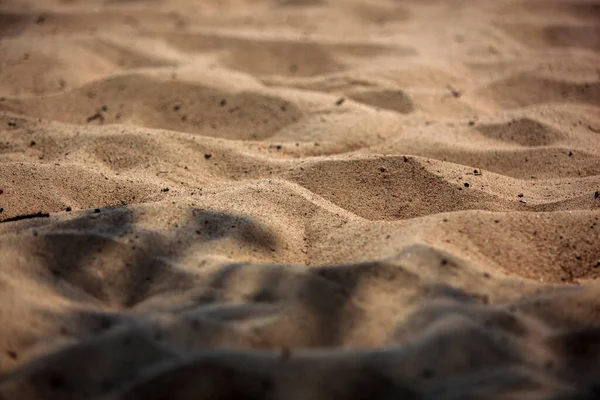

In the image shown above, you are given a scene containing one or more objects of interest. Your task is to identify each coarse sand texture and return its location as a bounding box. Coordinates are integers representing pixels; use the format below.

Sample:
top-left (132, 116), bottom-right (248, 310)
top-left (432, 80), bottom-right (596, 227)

top-left (1, 0), bottom-right (600, 399)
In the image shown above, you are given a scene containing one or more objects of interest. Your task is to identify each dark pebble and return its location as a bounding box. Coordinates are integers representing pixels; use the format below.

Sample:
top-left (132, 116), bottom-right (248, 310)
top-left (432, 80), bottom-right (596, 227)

top-left (94, 208), bottom-right (101, 213)
top-left (161, 188), bottom-right (169, 192)
top-left (219, 99), bottom-right (227, 107)
top-left (594, 191), bottom-right (599, 199)
top-left (173, 105), bottom-right (181, 111)
top-left (568, 151), bottom-right (573, 156)
top-left (30, 140), bottom-right (36, 146)
top-left (65, 207), bottom-right (72, 212)
top-left (468, 120), bottom-right (475, 126)
top-left (517, 193), bottom-right (524, 198)
top-left (335, 97), bottom-right (345, 106)
top-left (379, 167), bottom-right (386, 172)
top-left (464, 182), bottom-right (470, 188)
top-left (204, 153), bottom-right (212, 159)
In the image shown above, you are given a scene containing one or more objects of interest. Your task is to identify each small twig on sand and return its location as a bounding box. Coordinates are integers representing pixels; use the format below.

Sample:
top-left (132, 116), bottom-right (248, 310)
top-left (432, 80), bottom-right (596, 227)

top-left (86, 112), bottom-right (104, 123)
top-left (0, 212), bottom-right (50, 223)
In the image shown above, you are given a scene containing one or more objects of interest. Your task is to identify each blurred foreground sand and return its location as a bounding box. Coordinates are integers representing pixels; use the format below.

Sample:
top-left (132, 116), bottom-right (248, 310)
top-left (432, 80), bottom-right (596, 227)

top-left (1, 0), bottom-right (600, 398)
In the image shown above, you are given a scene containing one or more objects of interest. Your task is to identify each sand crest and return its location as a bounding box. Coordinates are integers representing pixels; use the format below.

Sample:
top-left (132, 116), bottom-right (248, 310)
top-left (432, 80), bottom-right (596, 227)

top-left (1, 0), bottom-right (600, 398)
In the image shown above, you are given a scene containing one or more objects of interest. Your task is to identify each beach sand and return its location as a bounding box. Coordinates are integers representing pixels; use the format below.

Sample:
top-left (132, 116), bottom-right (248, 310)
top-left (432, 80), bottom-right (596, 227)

top-left (1, 0), bottom-right (600, 398)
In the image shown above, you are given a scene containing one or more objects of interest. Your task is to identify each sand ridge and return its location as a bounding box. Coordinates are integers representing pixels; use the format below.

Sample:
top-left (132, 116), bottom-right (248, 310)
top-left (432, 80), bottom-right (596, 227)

top-left (1, 0), bottom-right (600, 398)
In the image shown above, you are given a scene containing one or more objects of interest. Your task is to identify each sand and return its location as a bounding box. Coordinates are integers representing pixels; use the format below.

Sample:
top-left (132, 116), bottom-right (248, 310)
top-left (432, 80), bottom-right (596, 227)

top-left (0, 0), bottom-right (599, 398)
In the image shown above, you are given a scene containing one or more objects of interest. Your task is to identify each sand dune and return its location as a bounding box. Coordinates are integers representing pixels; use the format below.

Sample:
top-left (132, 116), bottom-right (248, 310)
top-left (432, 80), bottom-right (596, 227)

top-left (1, 0), bottom-right (600, 398)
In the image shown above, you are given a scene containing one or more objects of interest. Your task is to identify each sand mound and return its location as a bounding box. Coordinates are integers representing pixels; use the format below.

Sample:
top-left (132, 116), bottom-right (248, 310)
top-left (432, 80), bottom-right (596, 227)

top-left (1, 0), bottom-right (600, 398)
